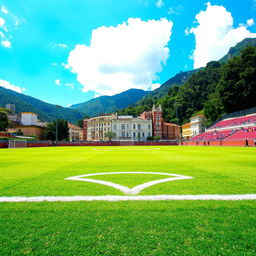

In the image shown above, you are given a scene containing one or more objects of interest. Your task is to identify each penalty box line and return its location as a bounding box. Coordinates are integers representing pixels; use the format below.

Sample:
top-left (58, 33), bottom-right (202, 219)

top-left (0, 194), bottom-right (256, 202)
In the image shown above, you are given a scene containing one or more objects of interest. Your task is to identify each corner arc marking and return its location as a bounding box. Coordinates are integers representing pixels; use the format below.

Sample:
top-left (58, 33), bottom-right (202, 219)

top-left (65, 171), bottom-right (193, 195)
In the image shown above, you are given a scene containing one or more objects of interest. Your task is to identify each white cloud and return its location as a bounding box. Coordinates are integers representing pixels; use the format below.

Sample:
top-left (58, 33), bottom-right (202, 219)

top-left (55, 43), bottom-right (68, 48)
top-left (55, 79), bottom-right (61, 86)
top-left (0, 79), bottom-right (26, 93)
top-left (185, 27), bottom-right (190, 36)
top-left (0, 8), bottom-right (20, 47)
top-left (67, 104), bottom-right (72, 107)
top-left (93, 93), bottom-right (101, 99)
top-left (65, 83), bottom-right (74, 89)
top-left (0, 16), bottom-right (5, 27)
top-left (66, 18), bottom-right (173, 95)
top-left (189, 3), bottom-right (256, 68)
top-left (151, 83), bottom-right (161, 90)
top-left (156, 0), bottom-right (164, 8)
top-left (1, 40), bottom-right (11, 47)
top-left (247, 18), bottom-right (255, 26)
top-left (168, 5), bottom-right (184, 15)
top-left (1, 6), bottom-right (8, 14)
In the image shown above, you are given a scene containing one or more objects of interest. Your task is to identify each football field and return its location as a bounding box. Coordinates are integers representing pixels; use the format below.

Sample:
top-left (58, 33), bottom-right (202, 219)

top-left (0, 146), bottom-right (256, 255)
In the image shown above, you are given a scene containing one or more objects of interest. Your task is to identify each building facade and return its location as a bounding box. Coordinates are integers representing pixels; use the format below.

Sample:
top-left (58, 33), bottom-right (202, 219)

top-left (182, 122), bottom-right (192, 140)
top-left (140, 105), bottom-right (180, 140)
top-left (83, 105), bottom-right (180, 141)
top-left (5, 106), bottom-right (47, 139)
top-left (162, 123), bottom-right (180, 140)
top-left (190, 115), bottom-right (206, 136)
top-left (112, 116), bottom-right (152, 141)
top-left (20, 112), bottom-right (38, 126)
top-left (68, 123), bottom-right (83, 141)
top-left (181, 114), bottom-right (206, 140)
top-left (84, 114), bottom-right (114, 141)
top-left (7, 126), bottom-right (45, 139)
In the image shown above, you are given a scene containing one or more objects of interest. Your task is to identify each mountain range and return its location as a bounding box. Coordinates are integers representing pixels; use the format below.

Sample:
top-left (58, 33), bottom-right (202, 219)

top-left (0, 38), bottom-right (255, 123)
top-left (70, 89), bottom-right (148, 117)
top-left (0, 87), bottom-right (84, 123)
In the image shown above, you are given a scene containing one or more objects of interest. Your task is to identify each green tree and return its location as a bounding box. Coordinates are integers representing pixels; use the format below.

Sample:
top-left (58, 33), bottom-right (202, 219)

top-left (204, 91), bottom-right (223, 124)
top-left (77, 115), bottom-right (89, 128)
top-left (44, 119), bottom-right (69, 141)
top-left (218, 46), bottom-right (256, 113)
top-left (0, 107), bottom-right (10, 131)
top-left (76, 119), bottom-right (84, 128)
top-left (105, 131), bottom-right (116, 141)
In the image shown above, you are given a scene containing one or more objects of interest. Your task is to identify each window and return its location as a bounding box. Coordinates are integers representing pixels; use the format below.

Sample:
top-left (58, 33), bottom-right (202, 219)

top-left (126, 124), bottom-right (129, 129)
top-left (114, 124), bottom-right (117, 129)
top-left (133, 132), bottom-right (136, 137)
top-left (121, 124), bottom-right (125, 130)
top-left (148, 124), bottom-right (150, 129)
top-left (142, 132), bottom-right (144, 137)
top-left (127, 132), bottom-right (129, 137)
top-left (138, 124), bottom-right (141, 130)
top-left (133, 124), bottom-right (136, 129)
top-left (121, 132), bottom-right (125, 137)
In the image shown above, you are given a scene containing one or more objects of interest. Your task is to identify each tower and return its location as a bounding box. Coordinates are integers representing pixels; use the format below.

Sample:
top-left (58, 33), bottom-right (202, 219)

top-left (152, 105), bottom-right (163, 139)
top-left (82, 119), bottom-right (88, 140)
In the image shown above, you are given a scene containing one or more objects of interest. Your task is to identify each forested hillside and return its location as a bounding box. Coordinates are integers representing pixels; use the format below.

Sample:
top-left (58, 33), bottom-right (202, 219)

top-left (70, 89), bottom-right (148, 117)
top-left (0, 87), bottom-right (85, 123)
top-left (119, 44), bottom-right (256, 126)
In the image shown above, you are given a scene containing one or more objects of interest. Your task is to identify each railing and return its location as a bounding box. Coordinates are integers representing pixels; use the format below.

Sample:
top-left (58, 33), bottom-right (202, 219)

top-left (206, 106), bottom-right (256, 130)
top-left (222, 106), bottom-right (256, 119)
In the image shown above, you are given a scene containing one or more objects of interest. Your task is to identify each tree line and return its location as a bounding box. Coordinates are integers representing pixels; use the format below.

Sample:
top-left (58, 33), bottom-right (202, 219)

top-left (119, 46), bottom-right (256, 126)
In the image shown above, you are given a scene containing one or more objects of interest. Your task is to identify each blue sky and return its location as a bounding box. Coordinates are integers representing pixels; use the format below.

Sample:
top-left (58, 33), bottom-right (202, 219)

top-left (0, 0), bottom-right (255, 107)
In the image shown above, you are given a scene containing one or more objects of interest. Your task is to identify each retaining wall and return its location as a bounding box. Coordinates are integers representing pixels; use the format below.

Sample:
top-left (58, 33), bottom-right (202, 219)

top-left (180, 139), bottom-right (255, 147)
top-left (0, 141), bottom-right (179, 148)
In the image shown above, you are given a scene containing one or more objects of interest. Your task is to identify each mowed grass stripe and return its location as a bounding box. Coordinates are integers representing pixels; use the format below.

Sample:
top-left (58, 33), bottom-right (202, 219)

top-left (0, 146), bottom-right (256, 255)
top-left (0, 201), bottom-right (255, 256)
top-left (0, 146), bottom-right (255, 196)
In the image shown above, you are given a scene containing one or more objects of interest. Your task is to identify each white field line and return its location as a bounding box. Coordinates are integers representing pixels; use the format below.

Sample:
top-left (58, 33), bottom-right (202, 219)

top-left (65, 172), bottom-right (193, 195)
top-left (0, 194), bottom-right (256, 202)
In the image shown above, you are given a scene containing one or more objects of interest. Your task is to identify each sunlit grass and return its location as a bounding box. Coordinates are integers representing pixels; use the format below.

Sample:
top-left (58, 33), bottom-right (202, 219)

top-left (0, 146), bottom-right (255, 255)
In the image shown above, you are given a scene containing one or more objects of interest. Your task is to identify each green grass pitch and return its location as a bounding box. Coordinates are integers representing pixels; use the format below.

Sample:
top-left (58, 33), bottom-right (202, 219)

top-left (0, 146), bottom-right (256, 255)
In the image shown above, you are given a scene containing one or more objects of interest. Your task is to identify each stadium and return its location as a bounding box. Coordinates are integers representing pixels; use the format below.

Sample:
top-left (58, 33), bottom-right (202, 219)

top-left (1, 107), bottom-right (256, 255)
top-left (0, 1), bottom-right (256, 255)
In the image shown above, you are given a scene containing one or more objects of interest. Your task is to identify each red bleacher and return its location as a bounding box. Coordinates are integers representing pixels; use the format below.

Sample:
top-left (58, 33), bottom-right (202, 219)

top-left (191, 130), bottom-right (234, 141)
top-left (209, 114), bottom-right (256, 129)
top-left (191, 113), bottom-right (256, 142)
top-left (227, 127), bottom-right (256, 140)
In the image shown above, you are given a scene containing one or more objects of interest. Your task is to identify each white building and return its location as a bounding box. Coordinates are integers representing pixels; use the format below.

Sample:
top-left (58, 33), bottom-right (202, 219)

top-left (190, 115), bottom-right (206, 136)
top-left (19, 112), bottom-right (46, 127)
top-left (86, 114), bottom-right (114, 141)
top-left (112, 116), bottom-right (152, 141)
top-left (20, 112), bottom-right (39, 126)
top-left (84, 114), bottom-right (152, 141)
top-left (68, 123), bottom-right (83, 141)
